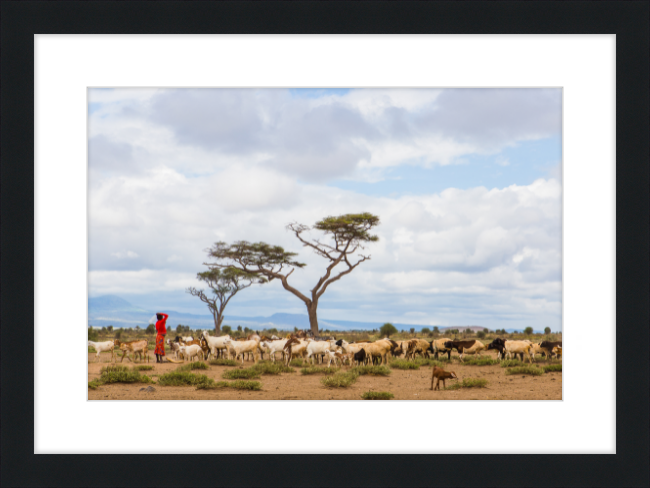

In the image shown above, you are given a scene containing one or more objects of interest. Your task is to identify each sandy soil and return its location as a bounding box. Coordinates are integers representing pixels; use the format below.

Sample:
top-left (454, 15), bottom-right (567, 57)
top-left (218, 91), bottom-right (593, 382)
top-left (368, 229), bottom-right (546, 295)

top-left (88, 352), bottom-right (562, 401)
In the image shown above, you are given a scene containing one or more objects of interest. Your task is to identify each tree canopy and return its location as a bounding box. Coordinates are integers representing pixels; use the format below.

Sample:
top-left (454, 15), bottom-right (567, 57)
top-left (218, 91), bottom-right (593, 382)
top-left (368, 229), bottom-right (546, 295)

top-left (187, 266), bottom-right (265, 334)
top-left (380, 323), bottom-right (398, 337)
top-left (205, 213), bottom-right (380, 333)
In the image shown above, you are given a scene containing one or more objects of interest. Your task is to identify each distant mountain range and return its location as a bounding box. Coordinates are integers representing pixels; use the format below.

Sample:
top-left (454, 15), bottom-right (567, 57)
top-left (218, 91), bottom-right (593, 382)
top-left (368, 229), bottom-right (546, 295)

top-left (88, 295), bottom-right (546, 333)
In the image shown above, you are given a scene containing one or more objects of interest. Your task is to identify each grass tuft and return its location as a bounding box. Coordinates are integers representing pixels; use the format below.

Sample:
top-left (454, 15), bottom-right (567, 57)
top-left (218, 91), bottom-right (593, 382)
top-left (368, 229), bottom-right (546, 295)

top-left (500, 359), bottom-right (524, 368)
top-left (221, 362), bottom-right (295, 379)
top-left (351, 365), bottom-right (391, 376)
top-left (443, 378), bottom-right (488, 390)
top-left (413, 357), bottom-right (447, 367)
top-left (459, 378), bottom-right (488, 388)
top-left (389, 359), bottom-right (420, 370)
top-left (88, 380), bottom-right (103, 390)
top-left (176, 361), bottom-right (209, 372)
top-left (209, 358), bottom-right (238, 367)
top-left (289, 359), bottom-right (306, 367)
top-left (543, 364), bottom-right (562, 373)
top-left (361, 391), bottom-right (394, 400)
top-left (251, 362), bottom-right (295, 375)
top-left (301, 366), bottom-right (340, 375)
top-left (196, 381), bottom-right (230, 390)
top-left (505, 366), bottom-right (544, 376)
top-left (133, 365), bottom-right (154, 371)
top-left (196, 380), bottom-right (262, 391)
top-left (222, 368), bottom-right (261, 380)
top-left (97, 365), bottom-right (154, 385)
top-left (157, 371), bottom-right (214, 386)
top-left (228, 380), bottom-right (262, 390)
top-left (461, 357), bottom-right (499, 366)
top-left (321, 370), bottom-right (360, 388)
top-left (100, 364), bottom-right (129, 374)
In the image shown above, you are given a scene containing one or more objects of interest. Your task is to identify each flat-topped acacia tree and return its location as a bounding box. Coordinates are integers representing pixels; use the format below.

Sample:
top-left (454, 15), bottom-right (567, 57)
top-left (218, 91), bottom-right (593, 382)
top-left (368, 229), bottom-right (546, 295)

top-left (186, 267), bottom-right (266, 335)
top-left (205, 213), bottom-right (380, 335)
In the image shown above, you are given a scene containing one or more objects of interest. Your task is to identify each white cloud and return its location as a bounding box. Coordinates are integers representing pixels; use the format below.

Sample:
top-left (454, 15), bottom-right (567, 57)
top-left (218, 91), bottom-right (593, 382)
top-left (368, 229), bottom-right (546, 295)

top-left (87, 89), bottom-right (562, 330)
top-left (89, 88), bottom-right (561, 184)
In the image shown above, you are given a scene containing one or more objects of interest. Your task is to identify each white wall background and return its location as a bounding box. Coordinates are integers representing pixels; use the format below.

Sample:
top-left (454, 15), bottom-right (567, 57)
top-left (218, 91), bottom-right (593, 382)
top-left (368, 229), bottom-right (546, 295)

top-left (35, 34), bottom-right (615, 453)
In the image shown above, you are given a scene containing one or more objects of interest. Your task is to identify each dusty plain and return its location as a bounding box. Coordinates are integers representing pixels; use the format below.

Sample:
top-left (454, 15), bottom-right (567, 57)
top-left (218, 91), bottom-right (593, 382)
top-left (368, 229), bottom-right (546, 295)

top-left (88, 352), bottom-right (562, 401)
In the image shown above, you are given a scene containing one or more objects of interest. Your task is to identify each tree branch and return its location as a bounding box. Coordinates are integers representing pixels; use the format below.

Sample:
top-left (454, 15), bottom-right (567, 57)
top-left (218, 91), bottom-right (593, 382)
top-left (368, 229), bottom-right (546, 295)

top-left (316, 255), bottom-right (369, 299)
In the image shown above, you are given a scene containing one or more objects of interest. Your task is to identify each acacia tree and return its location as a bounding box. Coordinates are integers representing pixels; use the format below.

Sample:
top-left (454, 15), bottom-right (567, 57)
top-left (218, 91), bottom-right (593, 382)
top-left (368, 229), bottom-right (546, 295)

top-left (205, 213), bottom-right (380, 334)
top-left (186, 267), bottom-right (266, 335)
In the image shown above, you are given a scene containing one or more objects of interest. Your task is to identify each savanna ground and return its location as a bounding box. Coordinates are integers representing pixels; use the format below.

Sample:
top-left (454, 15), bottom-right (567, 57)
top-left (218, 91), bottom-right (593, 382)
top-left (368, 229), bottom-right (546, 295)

top-left (88, 334), bottom-right (562, 400)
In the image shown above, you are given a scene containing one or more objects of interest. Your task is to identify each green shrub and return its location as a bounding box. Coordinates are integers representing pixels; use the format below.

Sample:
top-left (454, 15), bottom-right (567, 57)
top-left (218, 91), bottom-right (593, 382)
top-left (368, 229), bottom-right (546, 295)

top-left (196, 381), bottom-right (230, 390)
top-left (222, 369), bottom-right (261, 380)
top-left (209, 358), bottom-right (238, 366)
top-left (459, 378), bottom-right (488, 388)
top-left (461, 357), bottom-right (499, 366)
top-left (380, 323), bottom-right (398, 337)
top-left (301, 366), bottom-right (340, 375)
top-left (228, 380), bottom-right (262, 391)
top-left (413, 357), bottom-right (447, 367)
top-left (500, 360), bottom-right (524, 368)
top-left (361, 391), bottom-right (394, 400)
top-left (543, 364), bottom-right (562, 373)
top-left (95, 364), bottom-right (152, 385)
top-left (321, 370), bottom-right (360, 388)
top-left (443, 378), bottom-right (488, 390)
top-left (351, 365), bottom-right (391, 376)
top-left (100, 364), bottom-right (129, 374)
top-left (176, 361), bottom-right (209, 372)
top-left (157, 371), bottom-right (214, 386)
top-left (196, 380), bottom-right (262, 391)
top-left (100, 369), bottom-right (153, 385)
top-left (251, 361), bottom-right (295, 375)
top-left (389, 359), bottom-right (420, 370)
top-left (505, 366), bottom-right (544, 376)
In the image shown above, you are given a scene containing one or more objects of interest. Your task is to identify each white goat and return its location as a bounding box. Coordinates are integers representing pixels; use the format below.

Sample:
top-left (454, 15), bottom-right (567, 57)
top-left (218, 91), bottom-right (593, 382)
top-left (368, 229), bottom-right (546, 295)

top-left (88, 340), bottom-right (115, 363)
top-left (166, 339), bottom-right (182, 359)
top-left (323, 350), bottom-right (350, 367)
top-left (224, 339), bottom-right (258, 364)
top-left (201, 331), bottom-right (231, 357)
top-left (306, 339), bottom-right (336, 365)
top-left (283, 339), bottom-right (309, 364)
top-left (260, 339), bottom-right (289, 362)
top-left (179, 344), bottom-right (204, 362)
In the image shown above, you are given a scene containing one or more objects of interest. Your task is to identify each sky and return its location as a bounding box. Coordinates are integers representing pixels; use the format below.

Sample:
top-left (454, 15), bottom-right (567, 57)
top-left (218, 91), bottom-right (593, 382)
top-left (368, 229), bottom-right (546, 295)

top-left (88, 88), bottom-right (562, 330)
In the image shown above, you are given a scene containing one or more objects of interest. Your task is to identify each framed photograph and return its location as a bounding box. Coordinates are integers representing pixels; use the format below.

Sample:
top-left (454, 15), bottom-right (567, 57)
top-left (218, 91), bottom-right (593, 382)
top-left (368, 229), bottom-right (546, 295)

top-left (85, 85), bottom-right (564, 402)
top-left (2, 1), bottom-right (647, 487)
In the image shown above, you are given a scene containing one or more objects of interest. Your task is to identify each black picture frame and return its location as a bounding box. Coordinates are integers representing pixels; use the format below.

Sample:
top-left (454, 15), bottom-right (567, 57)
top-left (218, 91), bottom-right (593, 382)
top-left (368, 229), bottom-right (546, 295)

top-left (1, 1), bottom-right (648, 487)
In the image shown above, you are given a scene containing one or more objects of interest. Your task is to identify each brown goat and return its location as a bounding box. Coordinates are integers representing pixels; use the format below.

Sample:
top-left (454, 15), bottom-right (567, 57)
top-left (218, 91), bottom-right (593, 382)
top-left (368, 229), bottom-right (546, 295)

top-left (430, 366), bottom-right (458, 390)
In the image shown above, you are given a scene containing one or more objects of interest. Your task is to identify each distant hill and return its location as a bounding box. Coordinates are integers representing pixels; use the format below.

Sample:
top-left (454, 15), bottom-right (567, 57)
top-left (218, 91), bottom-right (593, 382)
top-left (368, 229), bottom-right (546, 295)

top-left (89, 295), bottom-right (148, 313)
top-left (87, 295), bottom-right (550, 333)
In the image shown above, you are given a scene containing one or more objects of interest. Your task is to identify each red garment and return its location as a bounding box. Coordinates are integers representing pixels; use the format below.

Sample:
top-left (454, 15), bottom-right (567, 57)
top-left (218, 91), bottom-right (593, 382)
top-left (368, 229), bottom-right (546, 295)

top-left (155, 333), bottom-right (166, 356)
top-left (155, 313), bottom-right (168, 335)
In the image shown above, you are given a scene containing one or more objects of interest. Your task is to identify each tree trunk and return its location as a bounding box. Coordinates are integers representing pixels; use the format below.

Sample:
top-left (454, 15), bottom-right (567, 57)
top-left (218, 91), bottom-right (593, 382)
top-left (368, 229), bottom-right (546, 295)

top-left (307, 304), bottom-right (319, 335)
top-left (213, 314), bottom-right (224, 335)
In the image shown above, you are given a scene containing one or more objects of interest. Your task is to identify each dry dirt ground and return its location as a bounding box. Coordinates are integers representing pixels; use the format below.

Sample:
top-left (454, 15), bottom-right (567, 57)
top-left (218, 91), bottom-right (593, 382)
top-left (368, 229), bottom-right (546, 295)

top-left (88, 352), bottom-right (562, 401)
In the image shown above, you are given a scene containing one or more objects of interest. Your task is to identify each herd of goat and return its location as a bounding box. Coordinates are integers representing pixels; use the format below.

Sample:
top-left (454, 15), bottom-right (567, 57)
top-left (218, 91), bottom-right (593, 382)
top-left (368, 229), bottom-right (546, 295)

top-left (88, 330), bottom-right (562, 366)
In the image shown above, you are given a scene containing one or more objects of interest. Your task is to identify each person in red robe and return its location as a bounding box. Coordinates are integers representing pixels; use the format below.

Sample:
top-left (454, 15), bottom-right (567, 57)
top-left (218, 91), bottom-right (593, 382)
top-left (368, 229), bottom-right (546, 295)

top-left (154, 313), bottom-right (168, 363)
